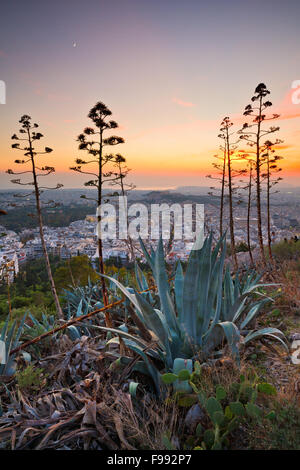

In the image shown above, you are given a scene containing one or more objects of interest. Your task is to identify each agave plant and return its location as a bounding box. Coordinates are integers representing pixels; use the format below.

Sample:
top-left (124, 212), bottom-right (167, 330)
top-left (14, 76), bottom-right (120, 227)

top-left (63, 280), bottom-right (105, 317)
top-left (20, 312), bottom-right (59, 354)
top-left (0, 315), bottom-right (28, 377)
top-left (62, 280), bottom-right (107, 339)
top-left (63, 274), bottom-right (133, 339)
top-left (23, 312), bottom-right (56, 337)
top-left (93, 234), bottom-right (287, 393)
top-left (63, 274), bottom-right (127, 318)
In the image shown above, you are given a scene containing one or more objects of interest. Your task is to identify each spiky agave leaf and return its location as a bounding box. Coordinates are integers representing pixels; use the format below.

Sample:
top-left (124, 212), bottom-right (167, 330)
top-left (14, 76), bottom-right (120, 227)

top-left (0, 314), bottom-right (27, 376)
top-left (243, 327), bottom-right (288, 350)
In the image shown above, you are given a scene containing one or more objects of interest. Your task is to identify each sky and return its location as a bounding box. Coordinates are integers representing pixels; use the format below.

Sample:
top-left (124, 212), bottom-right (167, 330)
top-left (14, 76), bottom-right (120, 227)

top-left (0, 0), bottom-right (300, 189)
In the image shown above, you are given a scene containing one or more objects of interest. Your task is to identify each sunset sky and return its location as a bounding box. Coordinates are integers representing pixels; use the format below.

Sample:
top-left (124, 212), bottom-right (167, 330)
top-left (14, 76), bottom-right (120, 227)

top-left (0, 0), bottom-right (300, 189)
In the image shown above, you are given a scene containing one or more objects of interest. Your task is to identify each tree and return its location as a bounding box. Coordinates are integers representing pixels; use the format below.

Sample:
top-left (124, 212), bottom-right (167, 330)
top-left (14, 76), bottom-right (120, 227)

top-left (54, 255), bottom-right (99, 292)
top-left (207, 149), bottom-right (227, 237)
top-left (111, 154), bottom-right (136, 261)
top-left (70, 102), bottom-right (125, 326)
top-left (6, 115), bottom-right (64, 318)
top-left (238, 153), bottom-right (255, 266)
top-left (218, 117), bottom-right (243, 269)
top-left (261, 140), bottom-right (283, 261)
top-left (239, 84), bottom-right (280, 266)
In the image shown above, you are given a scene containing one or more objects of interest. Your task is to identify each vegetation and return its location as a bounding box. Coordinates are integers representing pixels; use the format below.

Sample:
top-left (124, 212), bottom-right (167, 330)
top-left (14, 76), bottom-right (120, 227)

top-left (7, 115), bottom-right (63, 318)
top-left (0, 314), bottom-right (27, 376)
top-left (239, 83), bottom-right (283, 266)
top-left (70, 101), bottom-right (129, 326)
top-left (93, 236), bottom-right (287, 396)
top-left (53, 255), bottom-right (99, 293)
top-left (0, 233), bottom-right (298, 450)
top-left (207, 83), bottom-right (285, 268)
top-left (0, 87), bottom-right (298, 451)
top-left (271, 239), bottom-right (300, 261)
top-left (161, 365), bottom-right (278, 450)
top-left (15, 364), bottom-right (46, 393)
top-left (0, 204), bottom-right (95, 232)
top-left (0, 255), bottom-right (132, 319)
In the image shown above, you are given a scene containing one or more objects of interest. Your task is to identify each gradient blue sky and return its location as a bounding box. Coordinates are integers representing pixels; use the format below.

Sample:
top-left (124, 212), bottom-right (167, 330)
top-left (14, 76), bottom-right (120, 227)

top-left (1, 0), bottom-right (300, 188)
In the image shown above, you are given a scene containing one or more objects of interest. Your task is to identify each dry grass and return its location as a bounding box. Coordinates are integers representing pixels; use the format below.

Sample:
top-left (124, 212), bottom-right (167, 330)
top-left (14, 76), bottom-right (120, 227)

top-left (101, 388), bottom-right (184, 450)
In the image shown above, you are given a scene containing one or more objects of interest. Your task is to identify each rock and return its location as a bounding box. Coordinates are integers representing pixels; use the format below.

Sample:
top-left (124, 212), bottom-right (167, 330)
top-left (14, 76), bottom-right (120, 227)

top-left (184, 404), bottom-right (206, 433)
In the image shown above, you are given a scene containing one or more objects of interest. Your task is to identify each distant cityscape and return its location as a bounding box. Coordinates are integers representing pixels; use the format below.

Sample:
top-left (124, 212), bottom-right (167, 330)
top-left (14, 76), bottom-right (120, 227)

top-left (0, 187), bottom-right (299, 275)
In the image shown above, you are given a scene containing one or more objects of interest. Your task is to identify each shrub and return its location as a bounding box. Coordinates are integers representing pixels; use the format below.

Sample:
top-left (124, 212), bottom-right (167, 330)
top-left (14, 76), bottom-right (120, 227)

top-left (16, 364), bottom-right (46, 392)
top-left (272, 240), bottom-right (300, 261)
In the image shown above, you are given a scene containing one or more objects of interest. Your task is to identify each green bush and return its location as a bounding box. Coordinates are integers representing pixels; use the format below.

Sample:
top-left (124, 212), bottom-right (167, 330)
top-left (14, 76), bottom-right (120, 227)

top-left (16, 364), bottom-right (46, 392)
top-left (272, 240), bottom-right (300, 260)
top-left (11, 296), bottom-right (31, 309)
